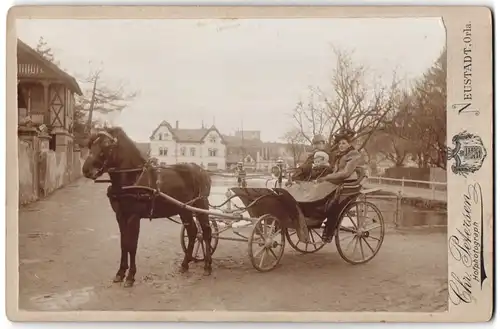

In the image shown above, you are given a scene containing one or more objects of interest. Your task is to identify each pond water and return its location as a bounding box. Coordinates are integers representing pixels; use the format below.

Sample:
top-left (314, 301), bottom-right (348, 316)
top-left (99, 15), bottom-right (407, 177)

top-left (209, 176), bottom-right (447, 229)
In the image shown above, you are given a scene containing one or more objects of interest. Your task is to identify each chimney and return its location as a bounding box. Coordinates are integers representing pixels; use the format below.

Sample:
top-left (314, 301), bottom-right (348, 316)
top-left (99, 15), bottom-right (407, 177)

top-left (175, 120), bottom-right (179, 129)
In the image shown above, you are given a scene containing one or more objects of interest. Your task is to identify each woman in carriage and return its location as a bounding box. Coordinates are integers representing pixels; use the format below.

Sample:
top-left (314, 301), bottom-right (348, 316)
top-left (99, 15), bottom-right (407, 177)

top-left (317, 129), bottom-right (364, 242)
top-left (289, 129), bottom-right (364, 242)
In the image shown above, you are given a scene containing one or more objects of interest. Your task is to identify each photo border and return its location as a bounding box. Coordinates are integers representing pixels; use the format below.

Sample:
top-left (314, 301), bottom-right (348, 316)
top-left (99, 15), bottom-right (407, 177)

top-left (5, 5), bottom-right (494, 322)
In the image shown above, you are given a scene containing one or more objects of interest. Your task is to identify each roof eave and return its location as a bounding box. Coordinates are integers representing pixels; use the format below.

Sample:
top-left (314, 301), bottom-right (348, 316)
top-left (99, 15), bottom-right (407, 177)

top-left (17, 39), bottom-right (83, 96)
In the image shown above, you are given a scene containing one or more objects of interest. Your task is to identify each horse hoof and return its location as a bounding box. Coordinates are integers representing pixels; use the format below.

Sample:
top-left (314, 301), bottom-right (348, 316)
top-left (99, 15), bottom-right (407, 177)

top-left (123, 280), bottom-right (134, 288)
top-left (113, 275), bottom-right (124, 283)
top-left (179, 266), bottom-right (189, 273)
top-left (203, 269), bottom-right (212, 276)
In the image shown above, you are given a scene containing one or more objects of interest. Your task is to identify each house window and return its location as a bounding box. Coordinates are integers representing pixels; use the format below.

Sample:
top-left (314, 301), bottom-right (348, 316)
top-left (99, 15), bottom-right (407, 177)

top-left (209, 136), bottom-right (217, 143)
top-left (159, 147), bottom-right (168, 156)
top-left (158, 134), bottom-right (162, 141)
top-left (180, 147), bottom-right (186, 156)
top-left (209, 148), bottom-right (218, 157)
top-left (190, 147), bottom-right (196, 156)
top-left (163, 132), bottom-right (169, 140)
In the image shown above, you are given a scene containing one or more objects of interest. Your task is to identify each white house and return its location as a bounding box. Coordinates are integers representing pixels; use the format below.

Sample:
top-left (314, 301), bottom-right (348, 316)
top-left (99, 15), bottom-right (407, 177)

top-left (149, 120), bottom-right (227, 170)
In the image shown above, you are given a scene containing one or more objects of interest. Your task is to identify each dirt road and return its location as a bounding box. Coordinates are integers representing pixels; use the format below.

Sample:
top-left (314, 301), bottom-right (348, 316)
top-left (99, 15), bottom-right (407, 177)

top-left (18, 178), bottom-right (448, 312)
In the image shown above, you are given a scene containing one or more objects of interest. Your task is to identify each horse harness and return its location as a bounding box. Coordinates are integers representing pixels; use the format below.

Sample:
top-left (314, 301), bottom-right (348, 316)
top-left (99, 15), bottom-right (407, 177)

top-left (93, 131), bottom-right (207, 223)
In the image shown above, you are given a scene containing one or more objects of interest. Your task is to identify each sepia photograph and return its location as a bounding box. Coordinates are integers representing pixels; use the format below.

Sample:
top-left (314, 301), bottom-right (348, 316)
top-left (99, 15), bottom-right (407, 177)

top-left (6, 5), bottom-right (493, 323)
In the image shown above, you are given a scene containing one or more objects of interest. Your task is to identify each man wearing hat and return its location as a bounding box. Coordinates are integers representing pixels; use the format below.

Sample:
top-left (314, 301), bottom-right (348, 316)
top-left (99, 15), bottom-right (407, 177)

top-left (291, 133), bottom-right (333, 181)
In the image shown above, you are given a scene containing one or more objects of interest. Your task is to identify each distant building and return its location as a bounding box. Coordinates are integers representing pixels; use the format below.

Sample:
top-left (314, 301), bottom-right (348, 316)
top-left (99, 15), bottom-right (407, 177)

top-left (148, 120), bottom-right (227, 170)
top-left (223, 130), bottom-right (305, 171)
top-left (233, 130), bottom-right (261, 141)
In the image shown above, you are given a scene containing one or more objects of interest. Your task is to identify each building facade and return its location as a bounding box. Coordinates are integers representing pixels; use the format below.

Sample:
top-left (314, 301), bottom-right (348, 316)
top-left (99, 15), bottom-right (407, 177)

top-left (149, 121), bottom-right (227, 170)
top-left (16, 39), bottom-right (84, 204)
top-left (223, 130), bottom-right (307, 171)
top-left (17, 39), bottom-right (83, 153)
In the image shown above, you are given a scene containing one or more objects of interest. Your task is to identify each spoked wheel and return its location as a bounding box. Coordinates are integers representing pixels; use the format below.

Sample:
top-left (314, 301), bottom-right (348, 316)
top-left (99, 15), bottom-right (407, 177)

top-left (285, 226), bottom-right (326, 254)
top-left (335, 200), bottom-right (385, 265)
top-left (248, 214), bottom-right (286, 272)
top-left (180, 218), bottom-right (219, 262)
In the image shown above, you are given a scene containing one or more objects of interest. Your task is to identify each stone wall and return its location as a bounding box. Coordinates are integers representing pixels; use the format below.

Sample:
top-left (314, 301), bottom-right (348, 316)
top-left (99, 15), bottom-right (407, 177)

top-left (18, 140), bottom-right (38, 205)
top-left (38, 150), bottom-right (69, 197)
top-left (18, 136), bottom-right (85, 205)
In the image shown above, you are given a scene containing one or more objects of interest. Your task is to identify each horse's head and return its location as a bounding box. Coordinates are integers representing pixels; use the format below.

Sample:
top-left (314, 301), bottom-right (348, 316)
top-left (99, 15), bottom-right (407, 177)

top-left (82, 128), bottom-right (119, 180)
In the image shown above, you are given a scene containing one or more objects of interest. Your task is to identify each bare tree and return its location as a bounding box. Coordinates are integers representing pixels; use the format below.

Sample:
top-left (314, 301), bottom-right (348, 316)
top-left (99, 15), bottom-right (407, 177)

top-left (33, 37), bottom-right (139, 144)
top-left (76, 64), bottom-right (139, 133)
top-left (389, 49), bottom-right (447, 169)
top-left (35, 37), bottom-right (59, 66)
top-left (282, 128), bottom-right (308, 166)
top-left (363, 130), bottom-right (414, 167)
top-left (291, 47), bottom-right (401, 154)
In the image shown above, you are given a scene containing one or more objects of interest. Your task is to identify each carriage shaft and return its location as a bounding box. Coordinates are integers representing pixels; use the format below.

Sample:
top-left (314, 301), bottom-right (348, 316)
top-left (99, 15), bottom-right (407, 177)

top-left (120, 186), bottom-right (254, 221)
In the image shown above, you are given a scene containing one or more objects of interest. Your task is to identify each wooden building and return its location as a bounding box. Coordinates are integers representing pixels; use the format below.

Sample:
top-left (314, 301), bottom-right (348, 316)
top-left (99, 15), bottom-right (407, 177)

top-left (17, 38), bottom-right (83, 153)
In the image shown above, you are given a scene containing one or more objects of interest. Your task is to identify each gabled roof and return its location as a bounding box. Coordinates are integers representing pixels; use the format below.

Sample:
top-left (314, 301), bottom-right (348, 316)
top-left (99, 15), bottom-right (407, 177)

top-left (173, 128), bottom-right (207, 142)
top-left (149, 120), bottom-right (176, 140)
top-left (149, 121), bottom-right (227, 144)
top-left (17, 39), bottom-right (83, 95)
top-left (199, 125), bottom-right (227, 144)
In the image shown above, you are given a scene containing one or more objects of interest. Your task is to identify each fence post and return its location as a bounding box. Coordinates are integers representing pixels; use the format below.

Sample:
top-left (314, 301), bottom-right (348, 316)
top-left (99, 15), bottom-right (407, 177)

top-left (225, 188), bottom-right (232, 213)
top-left (431, 181), bottom-right (436, 200)
top-left (395, 191), bottom-right (403, 228)
top-left (401, 177), bottom-right (405, 192)
top-left (378, 176), bottom-right (381, 185)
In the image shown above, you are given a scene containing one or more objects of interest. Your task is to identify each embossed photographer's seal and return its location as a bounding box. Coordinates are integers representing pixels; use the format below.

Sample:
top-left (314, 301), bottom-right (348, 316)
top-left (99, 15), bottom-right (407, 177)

top-left (447, 131), bottom-right (487, 177)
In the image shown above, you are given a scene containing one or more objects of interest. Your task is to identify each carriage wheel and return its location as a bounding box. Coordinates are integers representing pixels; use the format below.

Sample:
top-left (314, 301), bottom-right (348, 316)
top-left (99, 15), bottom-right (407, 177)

top-left (248, 214), bottom-right (286, 272)
top-left (180, 218), bottom-right (219, 262)
top-left (335, 200), bottom-right (385, 265)
top-left (285, 227), bottom-right (326, 254)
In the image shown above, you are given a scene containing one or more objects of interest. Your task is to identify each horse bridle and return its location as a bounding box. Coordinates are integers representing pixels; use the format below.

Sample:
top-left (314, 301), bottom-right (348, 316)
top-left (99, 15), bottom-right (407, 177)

top-left (90, 131), bottom-right (118, 179)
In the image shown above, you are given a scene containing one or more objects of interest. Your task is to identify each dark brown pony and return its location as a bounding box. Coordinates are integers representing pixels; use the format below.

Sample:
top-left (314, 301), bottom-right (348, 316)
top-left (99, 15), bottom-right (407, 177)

top-left (81, 126), bottom-right (213, 287)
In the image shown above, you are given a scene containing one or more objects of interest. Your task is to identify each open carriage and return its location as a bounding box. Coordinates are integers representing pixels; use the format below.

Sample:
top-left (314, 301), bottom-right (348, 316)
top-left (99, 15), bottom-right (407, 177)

top-left (179, 166), bottom-right (385, 272)
top-left (85, 127), bottom-right (384, 287)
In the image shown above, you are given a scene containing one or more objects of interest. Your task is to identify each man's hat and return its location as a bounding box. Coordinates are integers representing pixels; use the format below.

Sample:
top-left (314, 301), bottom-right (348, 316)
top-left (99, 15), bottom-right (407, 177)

top-left (312, 134), bottom-right (326, 144)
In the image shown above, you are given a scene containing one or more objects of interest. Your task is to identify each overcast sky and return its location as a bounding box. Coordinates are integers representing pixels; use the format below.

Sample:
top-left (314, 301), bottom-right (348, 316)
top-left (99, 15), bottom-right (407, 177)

top-left (16, 18), bottom-right (445, 142)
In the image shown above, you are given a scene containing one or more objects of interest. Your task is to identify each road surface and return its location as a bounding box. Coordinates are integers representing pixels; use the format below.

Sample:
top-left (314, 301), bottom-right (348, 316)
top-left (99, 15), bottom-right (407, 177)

top-left (18, 178), bottom-right (448, 312)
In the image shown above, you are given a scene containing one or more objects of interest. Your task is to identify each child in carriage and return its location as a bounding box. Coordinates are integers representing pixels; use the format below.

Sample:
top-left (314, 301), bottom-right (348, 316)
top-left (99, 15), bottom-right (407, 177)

top-left (309, 135), bottom-right (334, 180)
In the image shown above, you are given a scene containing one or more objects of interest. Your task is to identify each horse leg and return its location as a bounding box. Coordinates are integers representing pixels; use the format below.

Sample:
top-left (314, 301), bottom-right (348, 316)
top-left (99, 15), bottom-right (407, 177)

top-left (113, 211), bottom-right (128, 282)
top-left (195, 199), bottom-right (212, 276)
top-left (124, 214), bottom-right (141, 288)
top-left (180, 213), bottom-right (197, 273)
